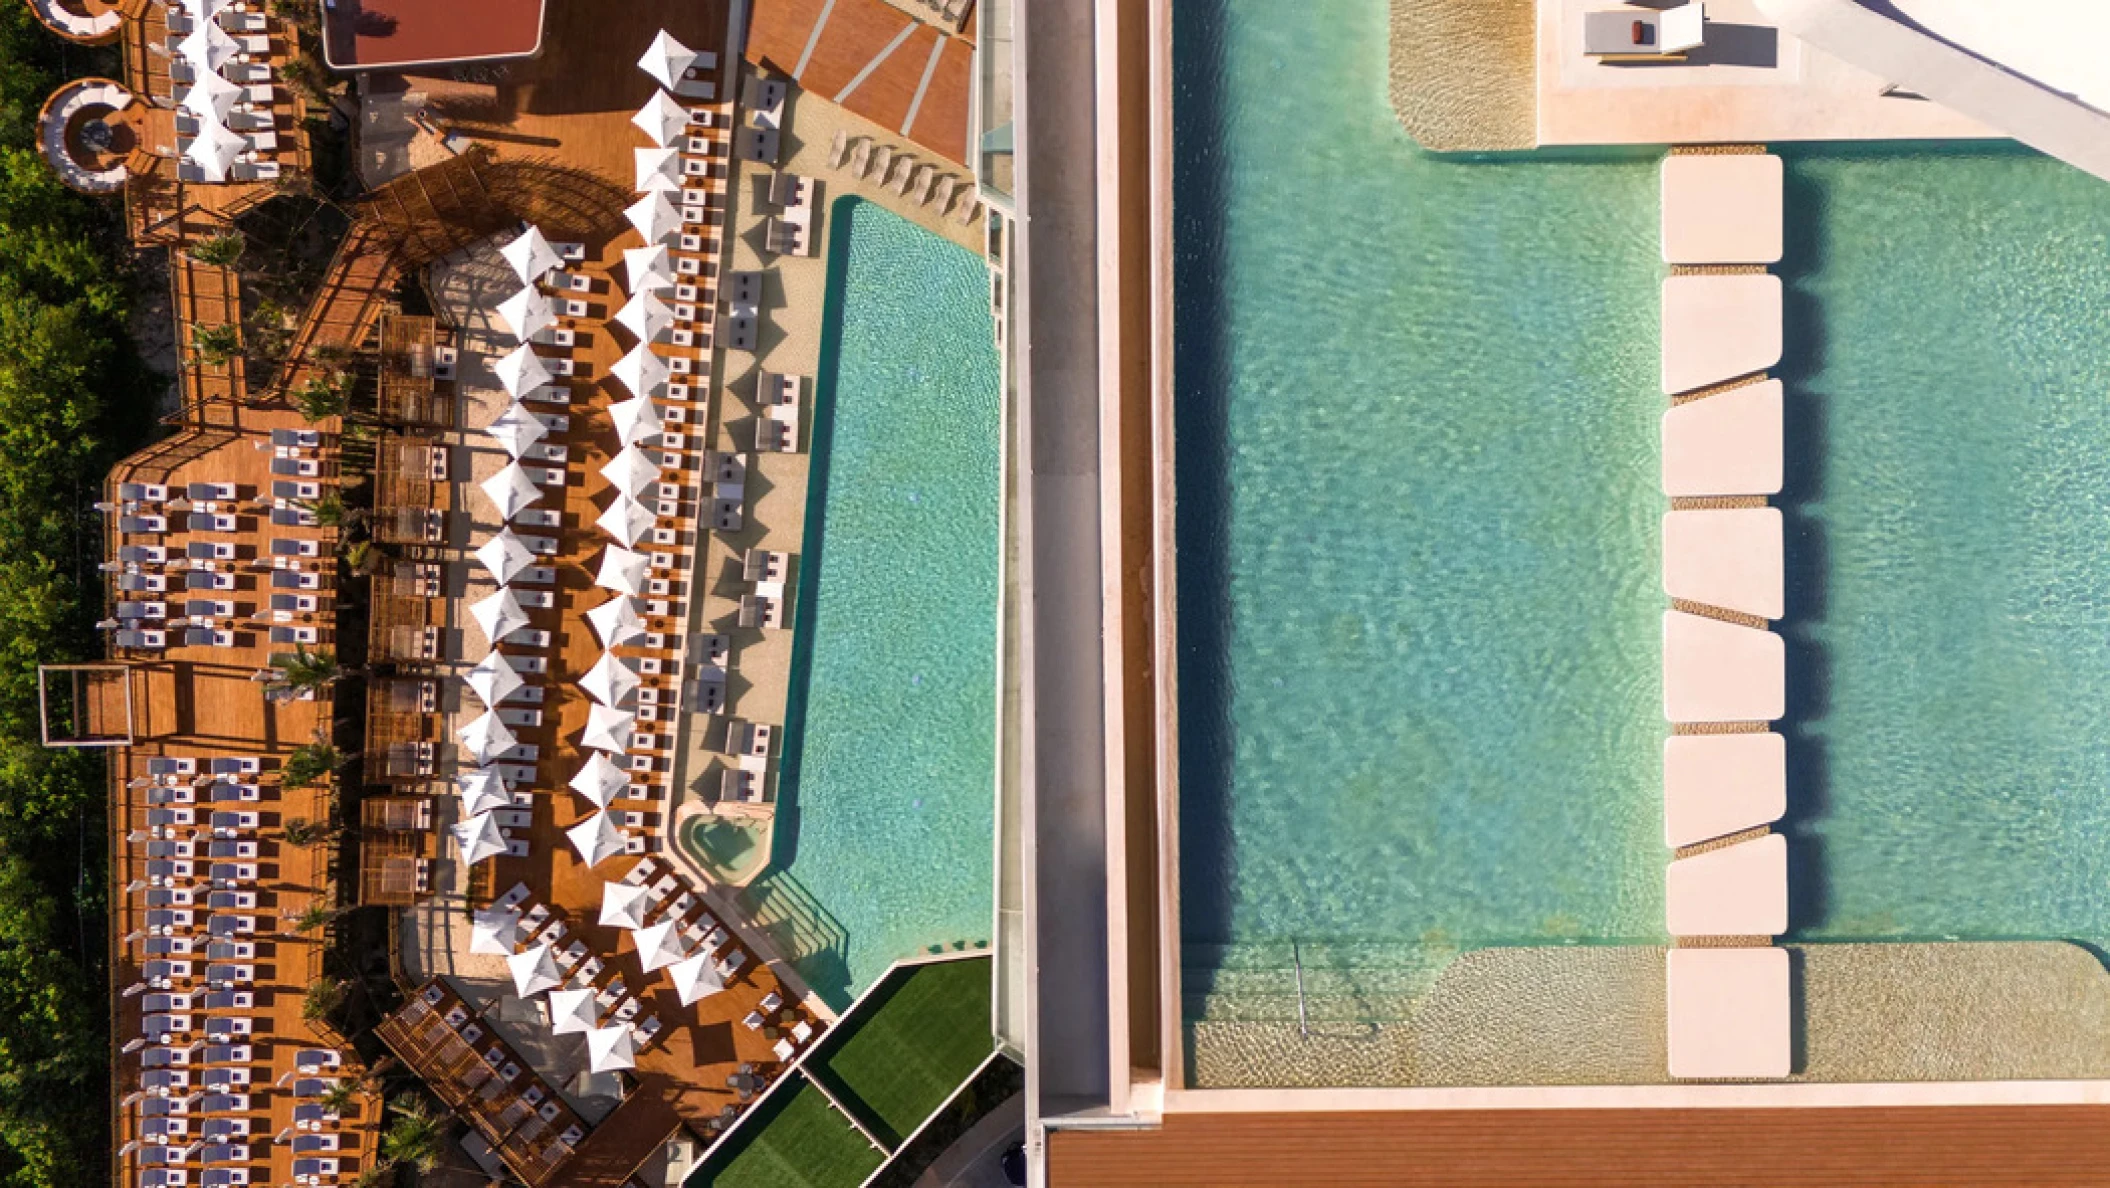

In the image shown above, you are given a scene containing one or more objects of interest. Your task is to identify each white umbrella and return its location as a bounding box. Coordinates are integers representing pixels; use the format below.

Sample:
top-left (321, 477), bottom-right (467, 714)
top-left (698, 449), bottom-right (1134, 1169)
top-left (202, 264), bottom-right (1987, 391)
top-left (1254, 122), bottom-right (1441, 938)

top-left (494, 286), bottom-right (557, 342)
top-left (179, 20), bottom-right (239, 75)
top-left (457, 711), bottom-right (518, 765)
top-left (668, 951), bottom-right (726, 1004)
top-left (507, 942), bottom-right (563, 998)
top-left (624, 192), bottom-right (683, 245)
top-left (463, 650), bottom-right (525, 708)
top-left (452, 812), bottom-right (507, 866)
top-left (547, 987), bottom-right (599, 1035)
top-left (598, 880), bottom-right (652, 930)
top-left (566, 811), bottom-right (627, 868)
top-left (474, 529), bottom-right (536, 584)
top-left (581, 704), bottom-right (636, 754)
top-left (608, 393), bottom-right (664, 447)
top-left (610, 345), bottom-right (670, 400)
top-left (634, 146), bottom-right (682, 193)
top-left (579, 651), bottom-right (639, 707)
top-left (468, 588), bottom-right (531, 646)
top-left (614, 289), bottom-right (675, 344)
top-left (179, 71), bottom-right (243, 122)
top-left (469, 905), bottom-right (523, 955)
top-left (601, 444), bottom-right (662, 499)
top-left (183, 115), bottom-right (244, 183)
top-left (638, 29), bottom-right (702, 91)
top-left (569, 752), bottom-right (631, 809)
top-left (595, 495), bottom-right (655, 548)
top-left (586, 596), bottom-right (646, 648)
top-left (500, 226), bottom-right (564, 285)
top-left (631, 89), bottom-right (691, 147)
top-left (586, 1023), bottom-right (637, 1073)
top-left (594, 545), bottom-right (650, 596)
top-left (622, 245), bottom-right (675, 294)
top-left (491, 343), bottom-right (552, 397)
top-left (480, 460), bottom-right (544, 521)
top-left (483, 402), bottom-right (549, 458)
top-left (630, 919), bottom-right (687, 973)
top-left (458, 767), bottom-right (514, 817)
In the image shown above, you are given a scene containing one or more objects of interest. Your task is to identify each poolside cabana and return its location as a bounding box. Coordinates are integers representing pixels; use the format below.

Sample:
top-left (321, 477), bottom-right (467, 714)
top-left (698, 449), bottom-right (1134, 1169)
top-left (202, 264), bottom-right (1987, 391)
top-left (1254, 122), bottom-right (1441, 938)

top-left (1661, 273), bottom-right (1782, 394)
top-left (1664, 732), bottom-right (1786, 849)
top-left (1662, 610), bottom-right (1783, 723)
top-left (1666, 833), bottom-right (1787, 936)
top-left (1661, 379), bottom-right (1782, 497)
top-left (1666, 946), bottom-right (1790, 1079)
top-left (1662, 507), bottom-right (1783, 621)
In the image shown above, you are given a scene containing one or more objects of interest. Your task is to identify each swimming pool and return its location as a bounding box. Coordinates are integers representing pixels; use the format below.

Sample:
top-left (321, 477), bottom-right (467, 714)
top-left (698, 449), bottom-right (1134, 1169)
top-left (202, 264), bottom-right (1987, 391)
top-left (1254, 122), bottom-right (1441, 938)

top-left (1175, 0), bottom-right (2110, 1086)
top-left (764, 198), bottom-right (1001, 1009)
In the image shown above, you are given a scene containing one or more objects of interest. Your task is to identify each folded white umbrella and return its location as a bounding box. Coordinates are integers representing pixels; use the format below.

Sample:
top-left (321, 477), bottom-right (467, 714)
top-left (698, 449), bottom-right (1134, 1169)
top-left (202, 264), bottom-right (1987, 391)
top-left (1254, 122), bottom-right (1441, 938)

top-left (457, 710), bottom-right (519, 765)
top-left (494, 286), bottom-right (557, 343)
top-left (458, 766), bottom-right (514, 817)
top-left (598, 880), bottom-right (652, 930)
top-left (180, 20), bottom-right (239, 75)
top-left (179, 70), bottom-right (243, 122)
top-left (507, 942), bottom-right (563, 998)
top-left (594, 545), bottom-right (650, 596)
top-left (586, 596), bottom-right (646, 648)
top-left (474, 528), bottom-right (536, 584)
top-left (482, 401), bottom-right (549, 458)
top-left (610, 345), bottom-right (670, 400)
top-left (578, 651), bottom-right (640, 707)
top-left (567, 811), bottom-right (627, 868)
top-left (634, 145), bottom-right (682, 193)
top-left (614, 289), bottom-right (675, 344)
top-left (469, 588), bottom-right (532, 645)
top-left (586, 1023), bottom-right (637, 1073)
top-left (609, 393), bottom-right (665, 447)
top-left (500, 225), bottom-right (564, 285)
top-left (463, 650), bottom-right (525, 708)
top-left (630, 919), bottom-right (687, 973)
top-left (668, 951), bottom-right (726, 1004)
top-left (183, 115), bottom-right (244, 182)
top-left (547, 987), bottom-right (599, 1036)
top-left (452, 812), bottom-right (508, 866)
top-left (631, 88), bottom-right (691, 147)
top-left (581, 704), bottom-right (636, 754)
top-left (480, 460), bottom-right (544, 521)
top-left (492, 343), bottom-right (553, 397)
top-left (595, 495), bottom-right (655, 548)
top-left (638, 29), bottom-right (702, 90)
top-left (625, 192), bottom-right (683, 245)
top-left (469, 904), bottom-right (523, 955)
top-left (601, 444), bottom-right (662, 499)
top-left (570, 752), bottom-right (631, 809)
top-left (622, 244), bottom-right (675, 294)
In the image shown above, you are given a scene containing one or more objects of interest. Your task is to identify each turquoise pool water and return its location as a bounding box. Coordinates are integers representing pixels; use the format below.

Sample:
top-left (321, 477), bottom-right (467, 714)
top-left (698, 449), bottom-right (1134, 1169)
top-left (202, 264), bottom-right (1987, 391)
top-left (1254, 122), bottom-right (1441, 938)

top-left (1176, 0), bottom-right (2110, 1052)
top-left (765, 199), bottom-right (1000, 1008)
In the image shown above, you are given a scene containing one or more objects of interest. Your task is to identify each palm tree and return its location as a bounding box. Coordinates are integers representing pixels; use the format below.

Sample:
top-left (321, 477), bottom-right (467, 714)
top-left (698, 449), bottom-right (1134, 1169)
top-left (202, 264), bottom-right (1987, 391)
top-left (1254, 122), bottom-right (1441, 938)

top-left (349, 1165), bottom-right (392, 1188)
top-left (291, 901), bottom-right (339, 934)
top-left (190, 323), bottom-right (242, 366)
top-left (271, 647), bottom-right (341, 696)
top-left (280, 739), bottom-right (341, 789)
top-left (295, 373), bottom-right (350, 422)
top-left (283, 816), bottom-right (336, 847)
top-left (302, 977), bottom-right (346, 1023)
top-left (319, 1076), bottom-right (361, 1115)
top-left (187, 230), bottom-right (245, 267)
top-left (300, 493), bottom-right (348, 529)
top-left (382, 1095), bottom-right (447, 1172)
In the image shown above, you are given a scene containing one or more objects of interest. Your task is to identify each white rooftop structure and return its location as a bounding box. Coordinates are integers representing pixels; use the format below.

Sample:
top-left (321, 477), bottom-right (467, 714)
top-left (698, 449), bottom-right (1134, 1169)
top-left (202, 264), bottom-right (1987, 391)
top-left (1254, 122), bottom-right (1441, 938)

top-left (1661, 154), bottom-right (1783, 265)
top-left (494, 285), bottom-right (558, 343)
top-left (631, 88), bottom-right (692, 147)
top-left (567, 811), bottom-right (627, 868)
top-left (469, 905), bottom-right (524, 955)
top-left (1661, 273), bottom-right (1781, 395)
top-left (586, 596), bottom-right (647, 648)
top-left (1666, 833), bottom-right (1788, 937)
top-left (469, 588), bottom-right (532, 646)
top-left (586, 1023), bottom-right (638, 1074)
top-left (548, 987), bottom-right (600, 1036)
top-left (500, 226), bottom-right (565, 285)
top-left (1666, 946), bottom-right (1791, 1079)
top-left (507, 943), bottom-right (563, 999)
top-left (458, 767), bottom-right (515, 819)
top-left (457, 710), bottom-right (519, 766)
top-left (1661, 381), bottom-right (1782, 497)
top-left (1663, 610), bottom-right (1784, 723)
top-left (581, 704), bottom-right (636, 754)
top-left (579, 651), bottom-right (640, 707)
top-left (480, 460), bottom-right (545, 522)
top-left (594, 544), bottom-right (650, 596)
top-left (1662, 507), bottom-right (1784, 621)
top-left (598, 880), bottom-right (652, 931)
top-left (1665, 733), bottom-right (1787, 849)
top-left (452, 811), bottom-right (508, 866)
top-left (570, 751), bottom-right (632, 809)
top-left (463, 650), bottom-right (526, 709)
top-left (668, 951), bottom-right (726, 1005)
top-left (474, 529), bottom-right (537, 585)
top-left (484, 402), bottom-right (551, 459)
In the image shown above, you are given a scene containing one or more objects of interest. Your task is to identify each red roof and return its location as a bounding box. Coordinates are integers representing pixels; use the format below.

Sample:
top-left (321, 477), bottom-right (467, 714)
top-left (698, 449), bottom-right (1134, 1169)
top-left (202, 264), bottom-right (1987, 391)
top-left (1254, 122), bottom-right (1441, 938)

top-left (323, 0), bottom-right (548, 70)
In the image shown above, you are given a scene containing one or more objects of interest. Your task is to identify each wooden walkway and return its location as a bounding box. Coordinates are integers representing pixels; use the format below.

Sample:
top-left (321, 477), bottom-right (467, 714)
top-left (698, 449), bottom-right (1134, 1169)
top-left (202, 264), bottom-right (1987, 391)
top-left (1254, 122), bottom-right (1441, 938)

top-left (746, 0), bottom-right (975, 166)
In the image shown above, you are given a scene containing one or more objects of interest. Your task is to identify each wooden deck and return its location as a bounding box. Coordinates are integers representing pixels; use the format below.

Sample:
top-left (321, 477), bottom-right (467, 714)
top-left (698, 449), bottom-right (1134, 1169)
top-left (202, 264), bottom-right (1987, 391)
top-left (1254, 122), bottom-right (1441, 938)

top-left (746, 0), bottom-right (975, 166)
top-left (1047, 1106), bottom-right (2110, 1186)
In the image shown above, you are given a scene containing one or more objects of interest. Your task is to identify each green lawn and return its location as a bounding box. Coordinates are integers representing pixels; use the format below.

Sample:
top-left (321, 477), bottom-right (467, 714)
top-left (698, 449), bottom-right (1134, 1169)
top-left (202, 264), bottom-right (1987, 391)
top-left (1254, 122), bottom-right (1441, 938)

top-left (702, 1080), bottom-right (885, 1188)
top-left (817, 957), bottom-right (994, 1145)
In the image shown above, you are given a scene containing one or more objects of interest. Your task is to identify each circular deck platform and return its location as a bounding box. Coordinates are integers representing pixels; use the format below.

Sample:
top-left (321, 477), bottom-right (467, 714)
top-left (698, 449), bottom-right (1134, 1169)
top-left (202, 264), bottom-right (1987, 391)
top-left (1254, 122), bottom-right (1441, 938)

top-left (37, 77), bottom-right (139, 195)
top-left (24, 0), bottom-right (123, 44)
